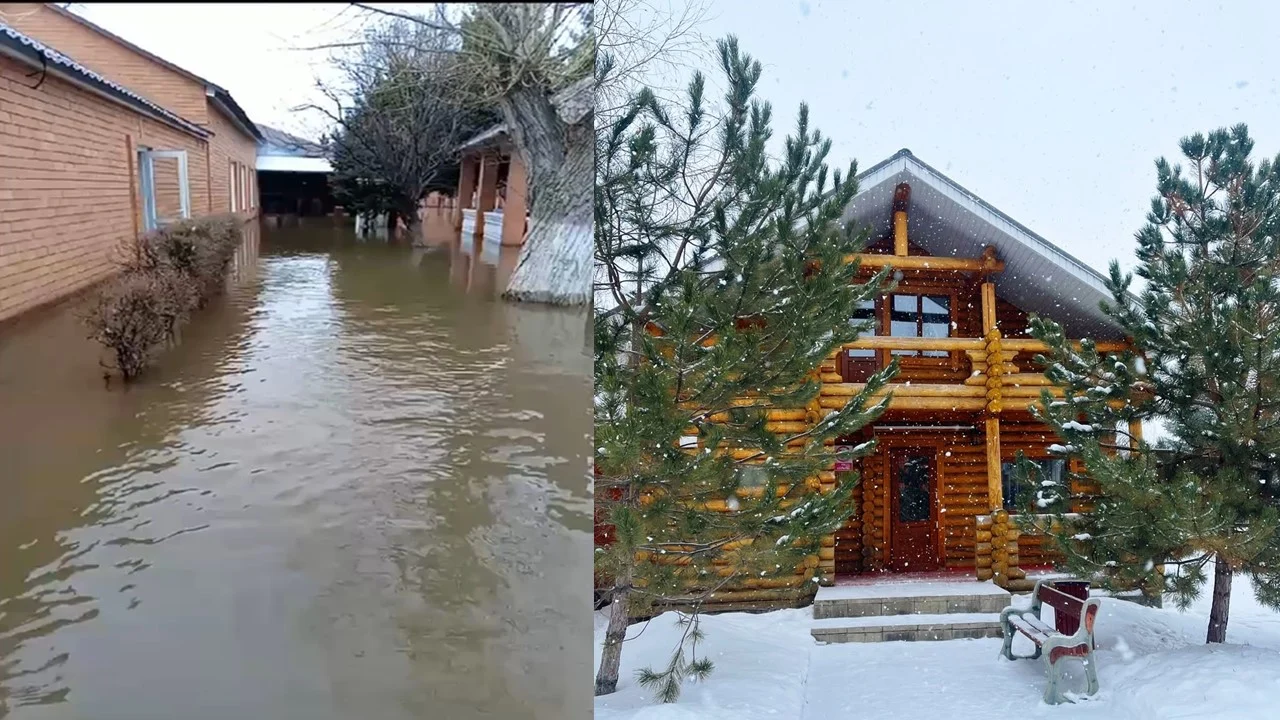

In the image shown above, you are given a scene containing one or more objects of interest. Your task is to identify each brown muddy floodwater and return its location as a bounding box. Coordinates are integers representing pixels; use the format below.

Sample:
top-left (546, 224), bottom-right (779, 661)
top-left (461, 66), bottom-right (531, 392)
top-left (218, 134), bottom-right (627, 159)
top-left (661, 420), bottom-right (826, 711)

top-left (0, 220), bottom-right (592, 719)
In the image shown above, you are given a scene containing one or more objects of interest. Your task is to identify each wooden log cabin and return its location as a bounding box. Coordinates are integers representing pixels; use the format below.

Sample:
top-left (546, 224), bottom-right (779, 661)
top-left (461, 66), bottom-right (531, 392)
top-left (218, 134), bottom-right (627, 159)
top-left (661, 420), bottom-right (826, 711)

top-left (596, 149), bottom-right (1134, 607)
top-left (819, 149), bottom-right (1132, 597)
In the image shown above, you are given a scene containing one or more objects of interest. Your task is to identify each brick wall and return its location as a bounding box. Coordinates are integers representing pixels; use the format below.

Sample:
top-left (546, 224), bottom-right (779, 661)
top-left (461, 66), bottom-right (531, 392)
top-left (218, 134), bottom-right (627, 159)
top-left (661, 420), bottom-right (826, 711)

top-left (0, 55), bottom-right (210, 321)
top-left (0, 3), bottom-right (209, 122)
top-left (205, 105), bottom-right (259, 216)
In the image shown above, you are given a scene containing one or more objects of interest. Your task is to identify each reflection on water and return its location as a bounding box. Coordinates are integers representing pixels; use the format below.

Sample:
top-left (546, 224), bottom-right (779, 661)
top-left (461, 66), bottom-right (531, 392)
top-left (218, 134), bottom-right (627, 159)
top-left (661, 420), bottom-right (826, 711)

top-left (0, 220), bottom-right (592, 719)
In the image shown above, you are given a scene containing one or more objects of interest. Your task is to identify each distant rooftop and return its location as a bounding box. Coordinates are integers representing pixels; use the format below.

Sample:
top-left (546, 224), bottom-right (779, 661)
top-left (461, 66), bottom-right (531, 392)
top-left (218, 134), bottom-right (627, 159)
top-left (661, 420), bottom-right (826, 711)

top-left (258, 125), bottom-right (327, 159)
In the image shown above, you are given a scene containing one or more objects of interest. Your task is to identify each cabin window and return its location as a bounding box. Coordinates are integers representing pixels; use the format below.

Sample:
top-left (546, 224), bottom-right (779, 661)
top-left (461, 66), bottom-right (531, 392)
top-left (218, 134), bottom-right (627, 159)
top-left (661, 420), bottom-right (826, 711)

top-left (737, 466), bottom-right (770, 488)
top-left (1001, 458), bottom-right (1067, 513)
top-left (847, 298), bottom-right (876, 358)
top-left (888, 294), bottom-right (950, 357)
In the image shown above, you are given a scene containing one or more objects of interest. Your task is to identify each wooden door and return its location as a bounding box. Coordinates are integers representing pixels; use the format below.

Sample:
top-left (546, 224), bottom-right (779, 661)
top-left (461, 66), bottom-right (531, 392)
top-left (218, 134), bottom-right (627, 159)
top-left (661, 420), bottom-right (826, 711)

top-left (889, 449), bottom-right (939, 572)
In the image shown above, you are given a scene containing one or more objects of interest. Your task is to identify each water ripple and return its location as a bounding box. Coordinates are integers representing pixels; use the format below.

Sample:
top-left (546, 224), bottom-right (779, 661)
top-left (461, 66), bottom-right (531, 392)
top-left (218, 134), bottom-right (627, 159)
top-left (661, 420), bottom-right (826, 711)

top-left (0, 224), bottom-right (591, 719)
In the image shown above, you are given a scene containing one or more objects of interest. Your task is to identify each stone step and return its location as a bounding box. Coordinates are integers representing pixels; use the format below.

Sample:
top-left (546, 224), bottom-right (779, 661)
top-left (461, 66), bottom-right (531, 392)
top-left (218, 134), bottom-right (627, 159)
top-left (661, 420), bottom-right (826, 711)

top-left (810, 612), bottom-right (1004, 644)
top-left (812, 582), bottom-right (1011, 619)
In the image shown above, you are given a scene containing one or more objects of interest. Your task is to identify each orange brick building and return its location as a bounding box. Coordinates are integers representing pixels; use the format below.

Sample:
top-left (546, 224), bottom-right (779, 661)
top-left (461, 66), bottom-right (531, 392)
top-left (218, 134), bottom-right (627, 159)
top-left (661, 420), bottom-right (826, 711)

top-left (0, 3), bottom-right (261, 322)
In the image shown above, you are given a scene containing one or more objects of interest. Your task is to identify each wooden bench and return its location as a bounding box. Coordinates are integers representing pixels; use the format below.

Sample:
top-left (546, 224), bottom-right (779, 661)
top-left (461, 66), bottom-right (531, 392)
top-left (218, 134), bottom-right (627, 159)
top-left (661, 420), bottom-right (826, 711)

top-left (999, 578), bottom-right (1101, 704)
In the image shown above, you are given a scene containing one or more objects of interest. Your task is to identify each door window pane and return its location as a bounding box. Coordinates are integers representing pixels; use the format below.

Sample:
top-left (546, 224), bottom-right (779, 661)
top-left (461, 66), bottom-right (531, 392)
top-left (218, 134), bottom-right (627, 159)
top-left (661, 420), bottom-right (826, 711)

top-left (898, 455), bottom-right (931, 523)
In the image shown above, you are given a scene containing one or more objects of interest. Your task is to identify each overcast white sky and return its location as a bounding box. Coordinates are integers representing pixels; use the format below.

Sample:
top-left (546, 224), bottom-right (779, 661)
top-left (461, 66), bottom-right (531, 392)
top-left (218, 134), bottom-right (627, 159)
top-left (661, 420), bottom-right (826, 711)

top-left (71, 1), bottom-right (1280, 276)
top-left (67, 2), bottom-right (380, 140)
top-left (687, 0), bottom-right (1280, 276)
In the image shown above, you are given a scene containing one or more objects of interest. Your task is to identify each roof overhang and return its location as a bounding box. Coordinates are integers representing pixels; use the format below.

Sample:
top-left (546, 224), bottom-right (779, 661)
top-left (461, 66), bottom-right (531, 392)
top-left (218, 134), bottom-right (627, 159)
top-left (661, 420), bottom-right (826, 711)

top-left (457, 124), bottom-right (510, 153)
top-left (0, 22), bottom-right (209, 139)
top-left (845, 149), bottom-right (1124, 340)
top-left (255, 155), bottom-right (332, 173)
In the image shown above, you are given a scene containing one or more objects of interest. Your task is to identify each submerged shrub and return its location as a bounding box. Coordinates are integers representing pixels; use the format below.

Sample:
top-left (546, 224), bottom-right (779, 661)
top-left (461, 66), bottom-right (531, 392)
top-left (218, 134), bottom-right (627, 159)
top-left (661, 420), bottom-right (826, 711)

top-left (82, 268), bottom-right (191, 380)
top-left (86, 215), bottom-right (244, 381)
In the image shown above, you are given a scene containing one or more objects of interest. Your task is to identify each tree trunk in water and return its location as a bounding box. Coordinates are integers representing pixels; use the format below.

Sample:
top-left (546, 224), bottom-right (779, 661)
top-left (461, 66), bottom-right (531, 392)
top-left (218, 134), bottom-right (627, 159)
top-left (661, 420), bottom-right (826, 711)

top-left (406, 215), bottom-right (424, 247)
top-left (1207, 553), bottom-right (1232, 643)
top-left (498, 87), bottom-right (592, 306)
top-left (595, 578), bottom-right (631, 696)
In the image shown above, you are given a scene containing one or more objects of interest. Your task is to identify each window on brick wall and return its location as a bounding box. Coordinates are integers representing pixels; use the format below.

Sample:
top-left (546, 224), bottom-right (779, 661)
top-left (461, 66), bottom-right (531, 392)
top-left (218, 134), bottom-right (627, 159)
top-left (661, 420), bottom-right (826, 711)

top-left (229, 161), bottom-right (239, 212)
top-left (139, 148), bottom-right (191, 230)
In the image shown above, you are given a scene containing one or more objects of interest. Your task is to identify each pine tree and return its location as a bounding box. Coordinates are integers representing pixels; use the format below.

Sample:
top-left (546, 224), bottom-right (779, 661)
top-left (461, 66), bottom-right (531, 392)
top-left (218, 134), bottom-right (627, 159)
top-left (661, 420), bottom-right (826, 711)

top-left (593, 37), bottom-right (896, 699)
top-left (1019, 124), bottom-right (1280, 643)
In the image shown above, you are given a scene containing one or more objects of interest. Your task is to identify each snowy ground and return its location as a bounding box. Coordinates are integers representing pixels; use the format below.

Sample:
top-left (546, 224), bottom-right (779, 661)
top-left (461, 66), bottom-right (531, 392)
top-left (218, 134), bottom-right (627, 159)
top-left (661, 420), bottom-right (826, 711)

top-left (594, 575), bottom-right (1280, 719)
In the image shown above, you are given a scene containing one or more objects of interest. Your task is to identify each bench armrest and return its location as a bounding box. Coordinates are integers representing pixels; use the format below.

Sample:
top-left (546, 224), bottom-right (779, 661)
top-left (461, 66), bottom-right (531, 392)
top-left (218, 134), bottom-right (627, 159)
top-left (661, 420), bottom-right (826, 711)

top-left (1029, 578), bottom-right (1048, 618)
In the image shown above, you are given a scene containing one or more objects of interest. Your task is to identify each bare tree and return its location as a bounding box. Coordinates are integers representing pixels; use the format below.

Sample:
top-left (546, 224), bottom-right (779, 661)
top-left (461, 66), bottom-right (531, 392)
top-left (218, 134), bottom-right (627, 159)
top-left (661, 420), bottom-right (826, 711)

top-left (302, 16), bottom-right (488, 240)
top-left (595, 0), bottom-right (712, 124)
top-left (345, 2), bottom-right (595, 305)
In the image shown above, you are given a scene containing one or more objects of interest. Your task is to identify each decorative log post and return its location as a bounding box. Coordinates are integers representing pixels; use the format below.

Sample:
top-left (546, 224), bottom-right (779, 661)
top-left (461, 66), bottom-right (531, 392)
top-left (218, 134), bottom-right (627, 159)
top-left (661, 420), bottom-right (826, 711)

top-left (985, 328), bottom-right (1005, 515)
top-left (975, 514), bottom-right (995, 581)
top-left (991, 509), bottom-right (1010, 587)
top-left (892, 183), bottom-right (911, 256)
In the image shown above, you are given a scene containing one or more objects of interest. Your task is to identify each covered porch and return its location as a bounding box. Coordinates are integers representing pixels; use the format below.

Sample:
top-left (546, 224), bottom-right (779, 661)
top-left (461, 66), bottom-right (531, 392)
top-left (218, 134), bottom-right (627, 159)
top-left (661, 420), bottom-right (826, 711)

top-left (454, 124), bottom-right (531, 248)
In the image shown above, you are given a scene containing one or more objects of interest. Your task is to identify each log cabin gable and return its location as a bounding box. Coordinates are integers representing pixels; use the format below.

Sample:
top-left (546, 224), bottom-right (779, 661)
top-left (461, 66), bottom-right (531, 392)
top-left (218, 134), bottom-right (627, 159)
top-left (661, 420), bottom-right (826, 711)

top-left (844, 149), bottom-right (1124, 341)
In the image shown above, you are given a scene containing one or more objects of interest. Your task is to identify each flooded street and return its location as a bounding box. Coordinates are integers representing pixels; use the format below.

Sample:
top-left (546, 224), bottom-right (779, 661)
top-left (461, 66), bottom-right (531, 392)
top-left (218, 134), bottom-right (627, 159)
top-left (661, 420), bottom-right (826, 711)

top-left (0, 221), bottom-right (593, 719)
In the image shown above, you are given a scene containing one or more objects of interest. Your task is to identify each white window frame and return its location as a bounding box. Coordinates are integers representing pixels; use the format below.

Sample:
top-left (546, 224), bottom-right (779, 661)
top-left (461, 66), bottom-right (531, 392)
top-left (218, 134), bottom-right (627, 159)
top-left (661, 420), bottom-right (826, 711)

top-left (230, 161), bottom-right (240, 212)
top-left (138, 149), bottom-right (190, 231)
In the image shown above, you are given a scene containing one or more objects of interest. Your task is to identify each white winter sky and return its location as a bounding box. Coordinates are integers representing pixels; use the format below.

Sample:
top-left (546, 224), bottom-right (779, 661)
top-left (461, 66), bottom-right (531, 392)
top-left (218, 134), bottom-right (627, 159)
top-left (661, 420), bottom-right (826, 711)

top-left (661, 0), bottom-right (1280, 277)
top-left (65, 1), bottom-right (1280, 277)
top-left (61, 2), bottom-right (427, 140)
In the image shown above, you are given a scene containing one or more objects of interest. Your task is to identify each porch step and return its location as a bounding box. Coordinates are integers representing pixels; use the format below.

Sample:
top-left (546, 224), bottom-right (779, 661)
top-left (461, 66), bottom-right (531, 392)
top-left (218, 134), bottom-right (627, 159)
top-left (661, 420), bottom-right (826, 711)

top-left (810, 612), bottom-right (1004, 644)
top-left (812, 581), bottom-right (1011, 619)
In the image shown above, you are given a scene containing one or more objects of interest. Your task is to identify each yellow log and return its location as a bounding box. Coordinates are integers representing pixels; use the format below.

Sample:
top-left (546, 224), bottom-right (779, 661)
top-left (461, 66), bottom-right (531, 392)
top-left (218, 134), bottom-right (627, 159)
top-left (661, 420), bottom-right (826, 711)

top-left (981, 281), bottom-right (997, 334)
top-left (893, 210), bottom-right (909, 256)
top-left (841, 336), bottom-right (986, 351)
top-left (1002, 373), bottom-right (1056, 387)
top-left (986, 416), bottom-right (1002, 509)
top-left (820, 395), bottom-right (988, 412)
top-left (847, 253), bottom-right (1005, 273)
top-left (1001, 338), bottom-right (1130, 353)
top-left (822, 382), bottom-right (979, 397)
top-left (975, 568), bottom-right (994, 581)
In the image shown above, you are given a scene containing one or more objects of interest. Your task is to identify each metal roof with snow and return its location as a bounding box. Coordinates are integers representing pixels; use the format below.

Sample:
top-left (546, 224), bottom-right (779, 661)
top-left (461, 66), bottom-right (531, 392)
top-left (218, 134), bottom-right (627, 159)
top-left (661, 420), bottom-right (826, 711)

top-left (846, 149), bottom-right (1123, 339)
top-left (0, 20), bottom-right (209, 138)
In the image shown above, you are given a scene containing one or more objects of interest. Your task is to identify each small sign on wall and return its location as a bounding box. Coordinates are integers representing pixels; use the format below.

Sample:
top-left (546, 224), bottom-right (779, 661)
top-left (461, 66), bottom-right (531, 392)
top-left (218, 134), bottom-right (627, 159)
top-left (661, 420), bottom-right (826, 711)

top-left (834, 445), bottom-right (853, 472)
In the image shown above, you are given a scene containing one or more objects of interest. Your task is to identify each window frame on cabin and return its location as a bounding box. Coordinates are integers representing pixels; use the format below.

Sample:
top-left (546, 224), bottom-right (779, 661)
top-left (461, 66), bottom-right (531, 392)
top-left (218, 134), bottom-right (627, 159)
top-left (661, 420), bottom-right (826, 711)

top-left (888, 292), bottom-right (953, 358)
top-left (1000, 457), bottom-right (1068, 514)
